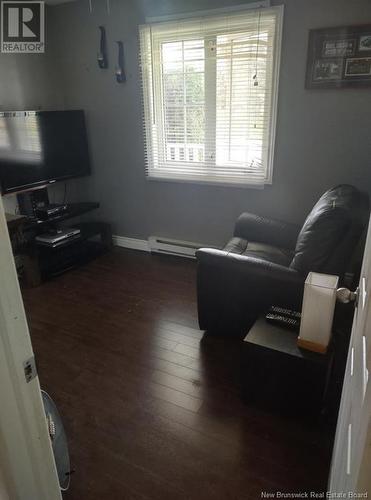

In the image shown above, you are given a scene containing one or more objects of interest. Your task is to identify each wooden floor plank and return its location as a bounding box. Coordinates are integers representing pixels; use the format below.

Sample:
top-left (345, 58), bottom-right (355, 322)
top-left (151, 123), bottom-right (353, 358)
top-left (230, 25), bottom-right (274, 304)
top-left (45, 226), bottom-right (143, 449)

top-left (21, 248), bottom-right (333, 499)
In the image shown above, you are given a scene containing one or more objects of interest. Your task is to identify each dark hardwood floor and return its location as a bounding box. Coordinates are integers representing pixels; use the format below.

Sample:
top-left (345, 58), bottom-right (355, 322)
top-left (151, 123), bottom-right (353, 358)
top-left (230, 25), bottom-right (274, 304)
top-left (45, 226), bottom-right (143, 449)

top-left (22, 248), bottom-right (333, 500)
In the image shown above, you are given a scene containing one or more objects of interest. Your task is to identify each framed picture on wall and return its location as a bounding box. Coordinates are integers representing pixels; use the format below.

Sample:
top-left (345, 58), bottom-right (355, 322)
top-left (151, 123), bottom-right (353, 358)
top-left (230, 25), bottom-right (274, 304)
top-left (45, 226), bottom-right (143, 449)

top-left (305, 24), bottom-right (371, 88)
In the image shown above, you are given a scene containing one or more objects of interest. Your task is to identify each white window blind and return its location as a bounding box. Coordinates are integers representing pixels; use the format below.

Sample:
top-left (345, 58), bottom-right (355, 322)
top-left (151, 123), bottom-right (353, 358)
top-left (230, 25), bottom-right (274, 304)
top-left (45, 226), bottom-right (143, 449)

top-left (139, 6), bottom-right (283, 186)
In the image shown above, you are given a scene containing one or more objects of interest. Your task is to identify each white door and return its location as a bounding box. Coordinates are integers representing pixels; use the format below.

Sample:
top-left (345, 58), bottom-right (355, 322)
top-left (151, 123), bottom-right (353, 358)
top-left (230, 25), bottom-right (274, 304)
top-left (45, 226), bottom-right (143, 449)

top-left (0, 196), bottom-right (61, 499)
top-left (329, 215), bottom-right (371, 494)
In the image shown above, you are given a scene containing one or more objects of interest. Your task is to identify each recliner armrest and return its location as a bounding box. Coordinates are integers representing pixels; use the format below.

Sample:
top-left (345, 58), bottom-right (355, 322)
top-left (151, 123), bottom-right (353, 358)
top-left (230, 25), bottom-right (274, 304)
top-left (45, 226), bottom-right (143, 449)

top-left (196, 248), bottom-right (302, 283)
top-left (234, 212), bottom-right (300, 250)
top-left (196, 248), bottom-right (305, 309)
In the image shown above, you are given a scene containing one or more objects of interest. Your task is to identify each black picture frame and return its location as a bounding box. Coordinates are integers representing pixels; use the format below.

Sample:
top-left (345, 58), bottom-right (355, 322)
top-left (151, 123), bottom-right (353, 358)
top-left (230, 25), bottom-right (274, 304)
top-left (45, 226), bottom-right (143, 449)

top-left (305, 24), bottom-right (371, 89)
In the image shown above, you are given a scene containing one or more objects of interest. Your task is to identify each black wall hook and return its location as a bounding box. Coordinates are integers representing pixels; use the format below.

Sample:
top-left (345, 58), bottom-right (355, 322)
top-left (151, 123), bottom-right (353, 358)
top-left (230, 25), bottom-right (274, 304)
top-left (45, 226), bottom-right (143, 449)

top-left (97, 26), bottom-right (108, 69)
top-left (115, 41), bottom-right (126, 83)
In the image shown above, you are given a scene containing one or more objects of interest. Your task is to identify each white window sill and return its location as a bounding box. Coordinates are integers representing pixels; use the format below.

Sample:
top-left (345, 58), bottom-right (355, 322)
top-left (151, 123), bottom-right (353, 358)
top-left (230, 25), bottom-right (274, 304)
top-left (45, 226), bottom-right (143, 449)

top-left (146, 175), bottom-right (268, 189)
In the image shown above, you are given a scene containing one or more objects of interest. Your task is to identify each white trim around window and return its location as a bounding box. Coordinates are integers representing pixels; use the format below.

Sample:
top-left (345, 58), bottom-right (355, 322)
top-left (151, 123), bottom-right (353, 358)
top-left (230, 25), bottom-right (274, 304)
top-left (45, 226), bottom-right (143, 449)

top-left (139, 5), bottom-right (283, 187)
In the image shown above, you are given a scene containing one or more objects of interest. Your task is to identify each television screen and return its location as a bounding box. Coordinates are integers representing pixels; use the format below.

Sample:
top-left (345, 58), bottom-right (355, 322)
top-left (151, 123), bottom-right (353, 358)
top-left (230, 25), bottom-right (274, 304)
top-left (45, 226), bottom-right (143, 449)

top-left (0, 110), bottom-right (91, 194)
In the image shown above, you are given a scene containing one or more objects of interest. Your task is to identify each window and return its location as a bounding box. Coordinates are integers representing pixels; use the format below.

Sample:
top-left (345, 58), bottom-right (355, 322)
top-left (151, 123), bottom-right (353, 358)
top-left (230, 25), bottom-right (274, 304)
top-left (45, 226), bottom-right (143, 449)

top-left (139, 6), bottom-right (283, 186)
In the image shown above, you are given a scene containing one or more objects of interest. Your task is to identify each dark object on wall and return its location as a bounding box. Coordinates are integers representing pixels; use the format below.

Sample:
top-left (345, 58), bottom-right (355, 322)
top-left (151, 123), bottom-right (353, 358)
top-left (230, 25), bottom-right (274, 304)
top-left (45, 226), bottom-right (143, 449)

top-left (98, 26), bottom-right (108, 69)
top-left (196, 185), bottom-right (370, 335)
top-left (306, 24), bottom-right (371, 89)
top-left (115, 41), bottom-right (126, 83)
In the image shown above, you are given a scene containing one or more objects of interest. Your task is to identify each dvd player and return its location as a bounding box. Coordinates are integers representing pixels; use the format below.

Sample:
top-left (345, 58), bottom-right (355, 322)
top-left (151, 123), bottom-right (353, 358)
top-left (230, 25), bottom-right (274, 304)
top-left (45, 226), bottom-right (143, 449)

top-left (35, 227), bottom-right (81, 247)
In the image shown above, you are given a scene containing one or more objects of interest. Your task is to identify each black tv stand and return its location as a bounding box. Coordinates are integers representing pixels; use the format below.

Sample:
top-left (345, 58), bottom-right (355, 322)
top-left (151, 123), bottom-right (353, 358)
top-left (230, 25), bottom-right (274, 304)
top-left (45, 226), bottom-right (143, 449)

top-left (23, 202), bottom-right (101, 229)
top-left (9, 201), bottom-right (112, 286)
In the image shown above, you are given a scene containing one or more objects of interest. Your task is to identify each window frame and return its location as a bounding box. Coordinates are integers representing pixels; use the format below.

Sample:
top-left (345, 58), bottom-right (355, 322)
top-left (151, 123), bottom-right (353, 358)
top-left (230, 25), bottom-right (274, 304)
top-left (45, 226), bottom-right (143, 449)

top-left (140, 5), bottom-right (284, 188)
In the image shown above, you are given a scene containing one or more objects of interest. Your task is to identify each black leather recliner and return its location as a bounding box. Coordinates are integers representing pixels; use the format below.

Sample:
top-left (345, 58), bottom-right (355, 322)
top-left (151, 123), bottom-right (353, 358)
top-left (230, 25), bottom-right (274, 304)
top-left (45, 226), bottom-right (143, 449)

top-left (196, 185), bottom-right (370, 334)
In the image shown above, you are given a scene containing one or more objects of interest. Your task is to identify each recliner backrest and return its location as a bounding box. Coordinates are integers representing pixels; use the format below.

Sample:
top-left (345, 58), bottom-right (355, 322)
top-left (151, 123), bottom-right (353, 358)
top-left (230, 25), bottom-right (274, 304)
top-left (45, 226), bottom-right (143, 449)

top-left (290, 185), bottom-right (369, 277)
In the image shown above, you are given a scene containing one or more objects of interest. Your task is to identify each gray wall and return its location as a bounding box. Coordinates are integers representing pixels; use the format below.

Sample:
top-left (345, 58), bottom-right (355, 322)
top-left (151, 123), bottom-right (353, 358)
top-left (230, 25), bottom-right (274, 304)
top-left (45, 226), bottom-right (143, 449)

top-left (11, 0), bottom-right (371, 243)
top-left (0, 56), bottom-right (56, 111)
top-left (0, 6), bottom-right (64, 111)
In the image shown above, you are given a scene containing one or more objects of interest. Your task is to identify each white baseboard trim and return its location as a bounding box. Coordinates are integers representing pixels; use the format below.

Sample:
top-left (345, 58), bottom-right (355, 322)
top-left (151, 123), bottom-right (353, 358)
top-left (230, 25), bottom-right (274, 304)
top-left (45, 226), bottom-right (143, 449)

top-left (113, 235), bottom-right (150, 252)
top-left (113, 234), bottom-right (213, 257)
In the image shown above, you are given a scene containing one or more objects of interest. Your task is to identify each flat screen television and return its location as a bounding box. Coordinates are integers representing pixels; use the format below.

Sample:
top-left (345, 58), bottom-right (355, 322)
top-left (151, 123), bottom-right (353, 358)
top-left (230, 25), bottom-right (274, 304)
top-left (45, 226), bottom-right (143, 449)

top-left (0, 110), bottom-right (91, 195)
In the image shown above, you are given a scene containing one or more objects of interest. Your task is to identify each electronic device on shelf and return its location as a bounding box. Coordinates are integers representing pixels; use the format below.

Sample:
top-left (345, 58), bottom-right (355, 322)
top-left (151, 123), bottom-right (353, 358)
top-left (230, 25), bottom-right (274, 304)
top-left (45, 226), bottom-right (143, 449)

top-left (0, 110), bottom-right (91, 195)
top-left (35, 227), bottom-right (81, 247)
top-left (17, 187), bottom-right (69, 221)
top-left (265, 305), bottom-right (301, 331)
top-left (35, 203), bottom-right (68, 220)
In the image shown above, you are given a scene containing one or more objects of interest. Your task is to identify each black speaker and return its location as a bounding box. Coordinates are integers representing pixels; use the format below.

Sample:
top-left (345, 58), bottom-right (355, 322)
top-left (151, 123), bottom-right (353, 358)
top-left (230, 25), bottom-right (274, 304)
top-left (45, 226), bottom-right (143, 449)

top-left (17, 188), bottom-right (50, 218)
